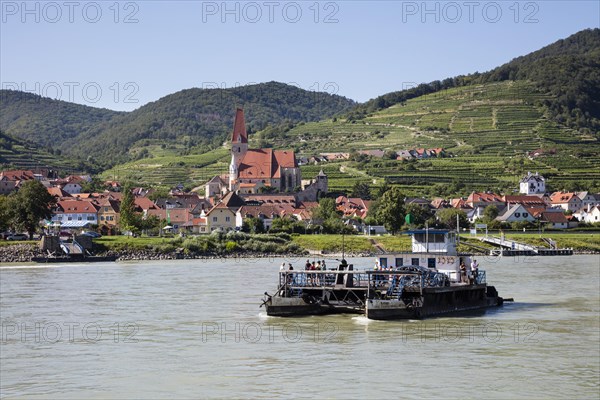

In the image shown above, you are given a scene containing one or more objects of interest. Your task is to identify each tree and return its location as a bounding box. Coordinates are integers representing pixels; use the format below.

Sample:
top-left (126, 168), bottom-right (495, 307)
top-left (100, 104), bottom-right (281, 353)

top-left (350, 182), bottom-right (371, 200)
top-left (436, 208), bottom-right (468, 231)
top-left (314, 198), bottom-right (339, 221)
top-left (375, 187), bottom-right (405, 234)
top-left (375, 180), bottom-right (391, 198)
top-left (7, 180), bottom-right (56, 238)
top-left (0, 195), bottom-right (10, 232)
top-left (404, 203), bottom-right (434, 228)
top-left (119, 183), bottom-right (141, 233)
top-left (483, 205), bottom-right (499, 222)
top-left (80, 176), bottom-right (105, 193)
top-left (148, 187), bottom-right (171, 201)
top-left (242, 217), bottom-right (265, 234)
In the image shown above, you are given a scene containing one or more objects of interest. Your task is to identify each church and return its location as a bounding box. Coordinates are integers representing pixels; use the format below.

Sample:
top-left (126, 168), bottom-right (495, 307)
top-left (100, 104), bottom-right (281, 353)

top-left (228, 108), bottom-right (301, 194)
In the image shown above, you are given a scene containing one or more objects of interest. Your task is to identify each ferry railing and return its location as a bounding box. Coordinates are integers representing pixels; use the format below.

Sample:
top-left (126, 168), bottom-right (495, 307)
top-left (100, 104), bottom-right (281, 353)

top-left (277, 270), bottom-right (371, 293)
top-left (473, 270), bottom-right (486, 285)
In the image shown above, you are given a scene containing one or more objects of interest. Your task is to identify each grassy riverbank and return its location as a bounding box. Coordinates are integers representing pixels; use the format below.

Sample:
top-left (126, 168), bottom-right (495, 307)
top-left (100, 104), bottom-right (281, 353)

top-left (291, 233), bottom-right (600, 254)
top-left (2, 231), bottom-right (598, 263)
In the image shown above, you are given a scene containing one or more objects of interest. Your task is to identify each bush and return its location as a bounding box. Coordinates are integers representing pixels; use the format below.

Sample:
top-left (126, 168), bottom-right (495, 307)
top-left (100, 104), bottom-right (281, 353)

top-left (225, 241), bottom-right (238, 252)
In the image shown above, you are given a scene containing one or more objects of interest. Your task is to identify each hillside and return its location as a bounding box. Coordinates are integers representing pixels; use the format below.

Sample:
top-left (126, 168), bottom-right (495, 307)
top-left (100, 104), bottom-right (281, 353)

top-left (0, 82), bottom-right (356, 168)
top-left (277, 80), bottom-right (600, 195)
top-left (103, 80), bottom-right (600, 194)
top-left (0, 90), bottom-right (121, 151)
top-left (351, 29), bottom-right (600, 134)
top-left (0, 130), bottom-right (88, 173)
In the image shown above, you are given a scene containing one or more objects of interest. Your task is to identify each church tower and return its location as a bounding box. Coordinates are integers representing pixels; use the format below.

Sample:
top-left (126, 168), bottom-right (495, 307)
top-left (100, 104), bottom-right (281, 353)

top-left (229, 108), bottom-right (248, 191)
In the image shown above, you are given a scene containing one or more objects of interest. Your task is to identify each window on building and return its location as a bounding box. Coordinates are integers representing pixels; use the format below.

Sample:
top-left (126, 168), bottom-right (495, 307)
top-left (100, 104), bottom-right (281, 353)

top-left (87, 216), bottom-right (94, 221)
top-left (213, 217), bottom-right (217, 222)
top-left (515, 213), bottom-right (521, 217)
top-left (523, 213), bottom-right (528, 217)
top-left (78, 217), bottom-right (82, 221)
top-left (225, 217), bottom-right (230, 222)
top-left (67, 217), bottom-right (72, 221)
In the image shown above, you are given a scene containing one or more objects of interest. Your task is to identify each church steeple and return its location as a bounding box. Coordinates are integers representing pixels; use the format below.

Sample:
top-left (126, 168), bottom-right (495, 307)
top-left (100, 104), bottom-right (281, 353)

top-left (229, 108), bottom-right (248, 191)
top-left (231, 108), bottom-right (248, 144)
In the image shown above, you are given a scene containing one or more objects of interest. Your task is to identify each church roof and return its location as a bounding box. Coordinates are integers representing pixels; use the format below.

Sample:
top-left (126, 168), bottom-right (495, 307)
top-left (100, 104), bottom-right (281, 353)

top-left (238, 149), bottom-right (297, 180)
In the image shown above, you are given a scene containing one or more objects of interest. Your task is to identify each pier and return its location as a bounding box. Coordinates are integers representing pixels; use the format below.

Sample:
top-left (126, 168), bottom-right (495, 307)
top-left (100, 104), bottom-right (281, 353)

top-left (479, 235), bottom-right (573, 256)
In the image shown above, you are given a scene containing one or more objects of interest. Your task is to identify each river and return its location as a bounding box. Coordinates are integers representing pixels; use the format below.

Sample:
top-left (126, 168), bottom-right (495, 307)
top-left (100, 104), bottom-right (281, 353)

top-left (1, 255), bottom-right (599, 398)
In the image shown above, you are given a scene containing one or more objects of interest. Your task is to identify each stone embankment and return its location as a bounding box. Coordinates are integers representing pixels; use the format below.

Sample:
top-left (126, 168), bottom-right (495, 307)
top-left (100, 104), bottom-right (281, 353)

top-left (0, 244), bottom-right (44, 263)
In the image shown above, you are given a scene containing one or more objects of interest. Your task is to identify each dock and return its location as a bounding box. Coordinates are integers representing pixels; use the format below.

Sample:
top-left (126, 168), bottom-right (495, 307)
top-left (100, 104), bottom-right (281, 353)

top-left (479, 235), bottom-right (573, 256)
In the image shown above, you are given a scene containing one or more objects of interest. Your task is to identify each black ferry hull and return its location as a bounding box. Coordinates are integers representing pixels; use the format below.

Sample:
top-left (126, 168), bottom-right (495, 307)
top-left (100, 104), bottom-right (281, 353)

top-left (265, 296), bottom-right (363, 317)
top-left (366, 285), bottom-right (503, 320)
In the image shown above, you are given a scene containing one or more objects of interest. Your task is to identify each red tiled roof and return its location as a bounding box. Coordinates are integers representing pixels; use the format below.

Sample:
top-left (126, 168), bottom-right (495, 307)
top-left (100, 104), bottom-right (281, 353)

top-left (47, 187), bottom-right (71, 198)
top-left (467, 192), bottom-right (504, 204)
top-left (274, 150), bottom-right (298, 169)
top-left (0, 170), bottom-right (35, 181)
top-left (243, 194), bottom-right (296, 204)
top-left (134, 197), bottom-right (158, 211)
top-left (238, 148), bottom-right (297, 180)
top-left (239, 149), bottom-right (273, 179)
top-left (503, 195), bottom-right (547, 206)
top-left (540, 212), bottom-right (568, 223)
top-left (550, 192), bottom-right (578, 204)
top-left (56, 200), bottom-right (99, 214)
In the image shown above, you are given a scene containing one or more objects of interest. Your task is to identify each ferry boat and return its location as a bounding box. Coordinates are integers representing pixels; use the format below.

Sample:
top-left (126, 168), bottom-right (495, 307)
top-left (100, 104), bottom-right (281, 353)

top-left (261, 229), bottom-right (506, 319)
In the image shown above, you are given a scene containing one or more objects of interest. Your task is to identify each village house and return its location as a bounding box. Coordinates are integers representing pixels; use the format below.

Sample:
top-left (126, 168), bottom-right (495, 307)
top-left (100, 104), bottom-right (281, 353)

top-left (235, 205), bottom-right (282, 231)
top-left (205, 175), bottom-right (228, 198)
top-left (97, 198), bottom-right (121, 234)
top-left (0, 170), bottom-right (36, 195)
top-left (538, 211), bottom-right (569, 229)
top-left (576, 192), bottom-right (600, 208)
top-left (502, 195), bottom-right (547, 208)
top-left (550, 192), bottom-right (583, 212)
top-left (52, 199), bottom-right (99, 229)
top-left (182, 217), bottom-right (209, 234)
top-left (519, 172), bottom-right (546, 195)
top-left (466, 192), bottom-right (505, 209)
top-left (495, 204), bottom-right (536, 224)
top-left (336, 196), bottom-right (370, 219)
top-left (146, 208), bottom-right (192, 233)
top-left (574, 205), bottom-right (600, 224)
top-left (205, 191), bottom-right (245, 232)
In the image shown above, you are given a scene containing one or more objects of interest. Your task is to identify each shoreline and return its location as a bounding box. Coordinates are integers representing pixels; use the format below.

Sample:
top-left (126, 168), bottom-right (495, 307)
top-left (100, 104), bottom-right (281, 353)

top-left (0, 243), bottom-right (597, 264)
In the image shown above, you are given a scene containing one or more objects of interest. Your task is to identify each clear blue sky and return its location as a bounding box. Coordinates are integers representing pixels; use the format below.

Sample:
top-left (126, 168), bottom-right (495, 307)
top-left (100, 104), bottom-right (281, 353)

top-left (1, 1), bottom-right (598, 111)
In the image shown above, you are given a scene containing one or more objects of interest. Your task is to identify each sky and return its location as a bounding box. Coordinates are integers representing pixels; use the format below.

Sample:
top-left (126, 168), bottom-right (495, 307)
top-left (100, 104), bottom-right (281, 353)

top-left (1, 1), bottom-right (599, 111)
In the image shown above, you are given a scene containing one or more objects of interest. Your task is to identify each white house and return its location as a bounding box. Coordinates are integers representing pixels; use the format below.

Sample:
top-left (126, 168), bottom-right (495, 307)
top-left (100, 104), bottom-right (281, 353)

top-left (496, 204), bottom-right (536, 223)
top-left (574, 205), bottom-right (600, 224)
top-left (52, 200), bottom-right (99, 228)
top-left (519, 172), bottom-right (545, 195)
top-left (61, 182), bottom-right (82, 195)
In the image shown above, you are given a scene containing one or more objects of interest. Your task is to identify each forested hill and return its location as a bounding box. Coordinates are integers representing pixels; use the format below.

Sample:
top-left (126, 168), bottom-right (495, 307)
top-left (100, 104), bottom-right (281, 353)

top-left (0, 82), bottom-right (356, 168)
top-left (0, 90), bottom-right (122, 148)
top-left (350, 28), bottom-right (600, 134)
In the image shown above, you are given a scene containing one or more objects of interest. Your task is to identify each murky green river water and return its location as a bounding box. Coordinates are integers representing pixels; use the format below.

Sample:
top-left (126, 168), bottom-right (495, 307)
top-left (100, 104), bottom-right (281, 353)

top-left (1, 254), bottom-right (598, 398)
